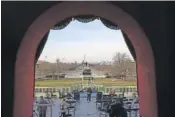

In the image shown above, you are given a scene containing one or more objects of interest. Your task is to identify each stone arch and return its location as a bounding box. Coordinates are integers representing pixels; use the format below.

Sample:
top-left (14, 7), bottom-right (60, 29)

top-left (14, 2), bottom-right (158, 117)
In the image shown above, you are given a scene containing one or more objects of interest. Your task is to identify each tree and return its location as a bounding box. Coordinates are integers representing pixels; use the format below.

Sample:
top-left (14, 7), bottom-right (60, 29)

top-left (50, 63), bottom-right (57, 79)
top-left (52, 58), bottom-right (61, 79)
top-left (111, 52), bottom-right (131, 80)
top-left (56, 58), bottom-right (60, 77)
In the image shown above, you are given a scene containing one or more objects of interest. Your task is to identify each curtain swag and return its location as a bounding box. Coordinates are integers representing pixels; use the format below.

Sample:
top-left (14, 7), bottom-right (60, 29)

top-left (51, 16), bottom-right (120, 30)
top-left (52, 18), bottom-right (72, 30)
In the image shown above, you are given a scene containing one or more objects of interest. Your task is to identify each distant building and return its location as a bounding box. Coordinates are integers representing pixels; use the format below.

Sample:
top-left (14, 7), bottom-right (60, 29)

top-left (62, 61), bottom-right (106, 78)
top-left (35, 60), bottom-right (136, 80)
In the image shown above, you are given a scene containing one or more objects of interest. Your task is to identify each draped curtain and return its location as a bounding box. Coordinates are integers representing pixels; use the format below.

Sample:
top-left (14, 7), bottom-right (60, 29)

top-left (74, 15), bottom-right (97, 23)
top-left (35, 31), bottom-right (50, 64)
top-left (121, 31), bottom-right (136, 61)
top-left (51, 15), bottom-right (120, 30)
top-left (100, 18), bottom-right (120, 30)
top-left (120, 31), bottom-right (137, 94)
top-left (34, 31), bottom-right (50, 97)
top-left (52, 18), bottom-right (72, 30)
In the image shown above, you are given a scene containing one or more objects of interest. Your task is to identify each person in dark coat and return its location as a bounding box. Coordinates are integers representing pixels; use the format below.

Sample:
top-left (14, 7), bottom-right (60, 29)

top-left (37, 96), bottom-right (48, 117)
top-left (107, 101), bottom-right (127, 117)
top-left (60, 99), bottom-right (67, 117)
top-left (87, 87), bottom-right (92, 102)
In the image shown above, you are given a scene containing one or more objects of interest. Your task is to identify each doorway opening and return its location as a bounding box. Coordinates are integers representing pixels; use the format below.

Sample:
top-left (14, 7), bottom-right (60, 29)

top-left (14, 2), bottom-right (157, 117)
top-left (34, 17), bottom-right (138, 117)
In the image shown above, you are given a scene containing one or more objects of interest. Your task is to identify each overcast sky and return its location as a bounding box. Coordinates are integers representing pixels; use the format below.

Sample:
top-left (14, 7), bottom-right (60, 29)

top-left (39, 19), bottom-right (133, 63)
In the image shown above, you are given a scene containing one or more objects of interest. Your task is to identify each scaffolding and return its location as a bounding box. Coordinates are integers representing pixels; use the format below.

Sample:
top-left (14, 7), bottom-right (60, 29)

top-left (81, 60), bottom-right (95, 89)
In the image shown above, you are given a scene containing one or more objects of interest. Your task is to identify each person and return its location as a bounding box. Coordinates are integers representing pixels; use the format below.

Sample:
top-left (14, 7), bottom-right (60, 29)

top-left (67, 92), bottom-right (73, 99)
top-left (108, 100), bottom-right (127, 117)
top-left (73, 90), bottom-right (78, 101)
top-left (87, 87), bottom-right (92, 102)
top-left (96, 92), bottom-right (102, 100)
top-left (60, 98), bottom-right (67, 117)
top-left (37, 96), bottom-right (48, 117)
top-left (46, 93), bottom-right (54, 105)
top-left (109, 88), bottom-right (116, 97)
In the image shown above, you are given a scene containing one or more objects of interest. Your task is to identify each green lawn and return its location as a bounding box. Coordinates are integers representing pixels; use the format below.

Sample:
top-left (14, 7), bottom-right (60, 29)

top-left (35, 78), bottom-right (137, 87)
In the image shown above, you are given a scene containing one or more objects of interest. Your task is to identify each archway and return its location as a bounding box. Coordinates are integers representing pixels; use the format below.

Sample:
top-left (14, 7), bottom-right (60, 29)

top-left (14, 2), bottom-right (158, 117)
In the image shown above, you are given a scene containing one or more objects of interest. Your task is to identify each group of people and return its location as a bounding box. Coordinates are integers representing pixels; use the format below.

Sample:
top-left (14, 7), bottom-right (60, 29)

top-left (60, 92), bottom-right (77, 117)
top-left (34, 87), bottom-right (128, 117)
top-left (59, 87), bottom-right (93, 117)
top-left (96, 91), bottom-right (127, 117)
top-left (35, 95), bottom-right (71, 117)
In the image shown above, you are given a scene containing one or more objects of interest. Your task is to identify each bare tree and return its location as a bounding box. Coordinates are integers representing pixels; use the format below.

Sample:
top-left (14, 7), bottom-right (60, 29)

top-left (35, 61), bottom-right (55, 79)
top-left (50, 63), bottom-right (57, 79)
top-left (111, 52), bottom-right (131, 80)
top-left (56, 58), bottom-right (60, 79)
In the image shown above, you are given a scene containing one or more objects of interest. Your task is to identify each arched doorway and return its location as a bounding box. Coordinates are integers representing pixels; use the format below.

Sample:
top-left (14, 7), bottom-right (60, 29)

top-left (14, 2), bottom-right (157, 117)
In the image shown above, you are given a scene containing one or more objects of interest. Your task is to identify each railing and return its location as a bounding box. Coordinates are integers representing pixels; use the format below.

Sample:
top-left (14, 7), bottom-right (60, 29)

top-left (33, 104), bottom-right (53, 117)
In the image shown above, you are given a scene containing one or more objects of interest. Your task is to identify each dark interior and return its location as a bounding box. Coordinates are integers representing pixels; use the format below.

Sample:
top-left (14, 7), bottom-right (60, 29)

top-left (2, 2), bottom-right (175, 117)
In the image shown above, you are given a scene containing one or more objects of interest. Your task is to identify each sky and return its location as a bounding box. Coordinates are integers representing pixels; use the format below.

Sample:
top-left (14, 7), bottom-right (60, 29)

top-left (39, 19), bottom-right (133, 63)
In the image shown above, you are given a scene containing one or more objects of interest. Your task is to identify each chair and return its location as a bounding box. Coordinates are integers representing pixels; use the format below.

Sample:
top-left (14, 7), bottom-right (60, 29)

top-left (96, 92), bottom-right (103, 100)
top-left (32, 110), bottom-right (38, 117)
top-left (67, 106), bottom-right (76, 116)
top-left (99, 110), bottom-right (108, 117)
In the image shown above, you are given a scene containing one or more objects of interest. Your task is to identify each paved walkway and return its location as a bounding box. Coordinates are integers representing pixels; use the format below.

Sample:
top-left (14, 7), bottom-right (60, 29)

top-left (75, 97), bottom-right (103, 117)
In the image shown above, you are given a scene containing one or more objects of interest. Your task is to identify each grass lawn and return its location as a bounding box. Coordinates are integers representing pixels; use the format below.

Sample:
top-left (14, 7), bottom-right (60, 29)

top-left (35, 78), bottom-right (137, 87)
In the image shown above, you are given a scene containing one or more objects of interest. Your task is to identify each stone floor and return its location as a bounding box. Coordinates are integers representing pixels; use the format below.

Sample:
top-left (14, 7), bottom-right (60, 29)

top-left (74, 97), bottom-right (103, 117)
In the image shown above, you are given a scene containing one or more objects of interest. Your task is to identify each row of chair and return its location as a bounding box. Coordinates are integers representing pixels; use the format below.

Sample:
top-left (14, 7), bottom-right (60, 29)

top-left (60, 92), bottom-right (81, 117)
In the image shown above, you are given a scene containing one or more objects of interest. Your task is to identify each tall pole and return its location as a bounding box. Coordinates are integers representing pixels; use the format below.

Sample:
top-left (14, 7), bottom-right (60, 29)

top-left (81, 59), bottom-right (84, 87)
top-left (84, 54), bottom-right (86, 62)
top-left (56, 58), bottom-right (60, 79)
top-left (82, 54), bottom-right (86, 88)
top-left (44, 56), bottom-right (47, 79)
